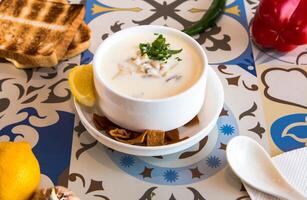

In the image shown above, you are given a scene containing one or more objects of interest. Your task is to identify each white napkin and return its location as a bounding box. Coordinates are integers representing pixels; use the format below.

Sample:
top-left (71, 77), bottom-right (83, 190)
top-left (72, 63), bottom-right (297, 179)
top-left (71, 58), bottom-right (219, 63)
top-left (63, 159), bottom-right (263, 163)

top-left (244, 147), bottom-right (307, 200)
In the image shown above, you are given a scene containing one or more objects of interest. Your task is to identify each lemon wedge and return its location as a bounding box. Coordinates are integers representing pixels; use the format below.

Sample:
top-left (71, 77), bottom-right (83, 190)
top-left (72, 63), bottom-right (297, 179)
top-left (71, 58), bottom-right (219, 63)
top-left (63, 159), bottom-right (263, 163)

top-left (68, 64), bottom-right (96, 107)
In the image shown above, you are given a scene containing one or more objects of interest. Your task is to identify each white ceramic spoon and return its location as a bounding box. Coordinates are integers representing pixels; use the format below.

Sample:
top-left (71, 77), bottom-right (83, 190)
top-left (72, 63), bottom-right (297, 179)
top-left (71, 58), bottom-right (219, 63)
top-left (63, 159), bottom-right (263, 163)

top-left (226, 136), bottom-right (306, 200)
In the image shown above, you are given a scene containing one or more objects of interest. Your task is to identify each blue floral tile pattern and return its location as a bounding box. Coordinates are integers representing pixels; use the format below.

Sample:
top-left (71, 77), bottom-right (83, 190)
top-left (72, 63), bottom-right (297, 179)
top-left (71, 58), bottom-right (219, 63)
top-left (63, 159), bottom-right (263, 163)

top-left (206, 156), bottom-right (221, 168)
top-left (120, 155), bottom-right (136, 168)
top-left (219, 124), bottom-right (235, 136)
top-left (105, 105), bottom-right (239, 185)
top-left (163, 170), bottom-right (179, 183)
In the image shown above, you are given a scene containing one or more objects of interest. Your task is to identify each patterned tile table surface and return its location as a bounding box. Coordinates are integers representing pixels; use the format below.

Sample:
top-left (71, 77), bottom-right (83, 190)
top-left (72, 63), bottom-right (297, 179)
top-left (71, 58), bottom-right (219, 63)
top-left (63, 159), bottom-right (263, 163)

top-left (0, 0), bottom-right (306, 199)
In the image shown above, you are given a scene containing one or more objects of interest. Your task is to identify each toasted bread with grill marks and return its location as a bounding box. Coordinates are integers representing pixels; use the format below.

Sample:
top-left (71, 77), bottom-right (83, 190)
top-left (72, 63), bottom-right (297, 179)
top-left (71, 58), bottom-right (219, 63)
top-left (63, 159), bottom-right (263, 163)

top-left (0, 0), bottom-right (85, 67)
top-left (7, 22), bottom-right (91, 68)
top-left (63, 22), bottom-right (91, 60)
top-left (50, 0), bottom-right (91, 60)
top-left (6, 0), bottom-right (91, 68)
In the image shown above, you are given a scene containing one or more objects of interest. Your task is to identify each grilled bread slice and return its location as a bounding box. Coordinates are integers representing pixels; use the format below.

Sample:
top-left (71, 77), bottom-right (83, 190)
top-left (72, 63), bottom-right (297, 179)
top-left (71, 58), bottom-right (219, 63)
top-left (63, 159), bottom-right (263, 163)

top-left (7, 23), bottom-right (91, 68)
top-left (63, 22), bottom-right (91, 60)
top-left (50, 0), bottom-right (91, 60)
top-left (0, 0), bottom-right (85, 67)
top-left (6, 0), bottom-right (91, 68)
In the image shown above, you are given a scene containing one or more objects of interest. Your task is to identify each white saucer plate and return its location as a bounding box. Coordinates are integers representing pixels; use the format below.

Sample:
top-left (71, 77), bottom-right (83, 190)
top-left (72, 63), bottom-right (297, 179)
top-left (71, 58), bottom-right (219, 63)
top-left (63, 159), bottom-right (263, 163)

top-left (74, 66), bottom-right (224, 156)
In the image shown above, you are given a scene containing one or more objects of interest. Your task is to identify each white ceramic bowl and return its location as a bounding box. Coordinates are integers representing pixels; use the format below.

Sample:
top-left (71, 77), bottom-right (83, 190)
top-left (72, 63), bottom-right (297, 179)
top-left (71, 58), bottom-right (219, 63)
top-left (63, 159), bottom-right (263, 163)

top-left (75, 66), bottom-right (224, 156)
top-left (93, 25), bottom-right (208, 131)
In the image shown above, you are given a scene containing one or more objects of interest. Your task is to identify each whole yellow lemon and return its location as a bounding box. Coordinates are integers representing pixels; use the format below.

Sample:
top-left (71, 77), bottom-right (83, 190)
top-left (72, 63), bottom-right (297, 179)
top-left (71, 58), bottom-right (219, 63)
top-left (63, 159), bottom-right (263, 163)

top-left (0, 142), bottom-right (40, 200)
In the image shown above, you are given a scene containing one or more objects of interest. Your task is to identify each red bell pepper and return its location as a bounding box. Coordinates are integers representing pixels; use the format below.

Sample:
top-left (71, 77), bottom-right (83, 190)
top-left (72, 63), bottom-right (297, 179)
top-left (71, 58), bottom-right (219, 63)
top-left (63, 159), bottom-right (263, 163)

top-left (251, 0), bottom-right (307, 52)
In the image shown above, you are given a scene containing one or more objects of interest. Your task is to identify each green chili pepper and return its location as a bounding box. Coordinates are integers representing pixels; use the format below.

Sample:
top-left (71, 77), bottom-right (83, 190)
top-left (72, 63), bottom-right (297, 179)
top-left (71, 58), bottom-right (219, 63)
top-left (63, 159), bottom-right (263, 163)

top-left (183, 0), bottom-right (226, 36)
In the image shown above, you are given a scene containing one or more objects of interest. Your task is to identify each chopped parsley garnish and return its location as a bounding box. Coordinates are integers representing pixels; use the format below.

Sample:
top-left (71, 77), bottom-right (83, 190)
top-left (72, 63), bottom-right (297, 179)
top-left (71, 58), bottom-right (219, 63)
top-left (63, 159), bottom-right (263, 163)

top-left (139, 34), bottom-right (182, 61)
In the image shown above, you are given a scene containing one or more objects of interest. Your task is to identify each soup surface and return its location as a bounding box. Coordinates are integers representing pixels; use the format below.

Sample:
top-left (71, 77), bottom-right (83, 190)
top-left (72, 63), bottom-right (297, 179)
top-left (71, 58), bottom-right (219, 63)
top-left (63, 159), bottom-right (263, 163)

top-left (100, 32), bottom-right (203, 99)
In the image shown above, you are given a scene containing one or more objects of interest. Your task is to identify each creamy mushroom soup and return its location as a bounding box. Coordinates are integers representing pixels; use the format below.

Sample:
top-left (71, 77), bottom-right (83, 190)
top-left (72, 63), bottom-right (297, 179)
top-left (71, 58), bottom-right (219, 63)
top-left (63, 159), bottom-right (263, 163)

top-left (99, 32), bottom-right (203, 99)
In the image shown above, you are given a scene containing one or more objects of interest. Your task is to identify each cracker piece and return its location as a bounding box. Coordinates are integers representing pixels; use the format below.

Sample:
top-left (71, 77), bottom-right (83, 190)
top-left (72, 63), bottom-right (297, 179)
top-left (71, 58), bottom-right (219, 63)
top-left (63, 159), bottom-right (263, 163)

top-left (146, 130), bottom-right (165, 146)
top-left (93, 114), bottom-right (116, 130)
top-left (165, 129), bottom-right (179, 142)
top-left (109, 128), bottom-right (131, 139)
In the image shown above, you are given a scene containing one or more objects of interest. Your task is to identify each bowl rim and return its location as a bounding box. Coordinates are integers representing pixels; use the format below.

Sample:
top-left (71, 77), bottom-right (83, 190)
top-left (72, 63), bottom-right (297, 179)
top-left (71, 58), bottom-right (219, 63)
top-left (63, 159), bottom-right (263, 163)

top-left (74, 66), bottom-right (224, 155)
top-left (93, 25), bottom-right (208, 103)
